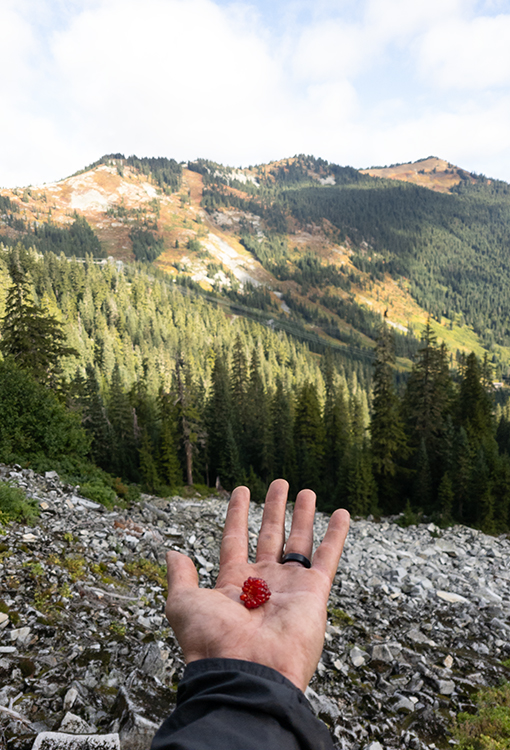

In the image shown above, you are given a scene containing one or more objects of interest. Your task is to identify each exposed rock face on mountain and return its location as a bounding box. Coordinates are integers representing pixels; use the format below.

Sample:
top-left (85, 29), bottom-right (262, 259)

top-left (1, 465), bottom-right (510, 750)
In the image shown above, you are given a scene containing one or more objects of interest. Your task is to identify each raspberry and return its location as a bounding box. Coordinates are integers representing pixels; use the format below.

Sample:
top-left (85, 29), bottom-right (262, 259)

top-left (240, 577), bottom-right (271, 609)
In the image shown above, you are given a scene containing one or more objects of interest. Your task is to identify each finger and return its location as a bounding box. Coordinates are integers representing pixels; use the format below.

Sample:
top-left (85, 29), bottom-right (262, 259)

top-left (311, 508), bottom-right (350, 582)
top-left (256, 478), bottom-right (289, 562)
top-left (283, 488), bottom-right (316, 561)
top-left (166, 550), bottom-right (199, 595)
top-left (219, 485), bottom-right (250, 566)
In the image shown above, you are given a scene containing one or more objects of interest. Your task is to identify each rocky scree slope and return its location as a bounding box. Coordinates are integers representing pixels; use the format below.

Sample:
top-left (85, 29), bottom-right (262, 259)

top-left (1, 465), bottom-right (510, 750)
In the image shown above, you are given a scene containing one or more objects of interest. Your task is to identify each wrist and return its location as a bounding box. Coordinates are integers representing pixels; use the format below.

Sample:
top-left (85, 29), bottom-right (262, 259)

top-left (185, 652), bottom-right (309, 692)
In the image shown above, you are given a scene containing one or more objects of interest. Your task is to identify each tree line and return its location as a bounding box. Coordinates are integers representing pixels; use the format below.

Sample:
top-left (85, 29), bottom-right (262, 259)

top-left (1, 243), bottom-right (510, 532)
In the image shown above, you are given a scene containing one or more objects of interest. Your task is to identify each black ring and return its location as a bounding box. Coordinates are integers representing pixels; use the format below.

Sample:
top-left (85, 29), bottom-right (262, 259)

top-left (281, 552), bottom-right (311, 569)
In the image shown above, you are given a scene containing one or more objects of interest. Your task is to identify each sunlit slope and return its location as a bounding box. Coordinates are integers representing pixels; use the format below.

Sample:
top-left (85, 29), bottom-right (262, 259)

top-left (2, 154), bottom-right (510, 374)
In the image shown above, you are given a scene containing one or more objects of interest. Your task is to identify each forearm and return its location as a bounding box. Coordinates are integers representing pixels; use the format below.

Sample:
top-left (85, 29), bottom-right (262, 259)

top-left (150, 658), bottom-right (335, 750)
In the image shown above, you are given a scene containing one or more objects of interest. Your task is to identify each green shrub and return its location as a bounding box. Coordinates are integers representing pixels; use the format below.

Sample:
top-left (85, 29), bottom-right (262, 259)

top-left (80, 481), bottom-right (117, 509)
top-left (0, 359), bottom-right (89, 464)
top-left (397, 499), bottom-right (423, 528)
top-left (454, 683), bottom-right (510, 750)
top-left (0, 482), bottom-right (39, 524)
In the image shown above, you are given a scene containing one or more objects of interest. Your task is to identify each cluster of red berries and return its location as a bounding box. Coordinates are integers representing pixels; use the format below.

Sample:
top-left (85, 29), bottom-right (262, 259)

top-left (240, 577), bottom-right (271, 609)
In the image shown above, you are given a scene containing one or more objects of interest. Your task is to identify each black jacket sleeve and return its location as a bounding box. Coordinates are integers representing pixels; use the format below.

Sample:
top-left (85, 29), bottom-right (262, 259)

top-left (150, 658), bottom-right (335, 750)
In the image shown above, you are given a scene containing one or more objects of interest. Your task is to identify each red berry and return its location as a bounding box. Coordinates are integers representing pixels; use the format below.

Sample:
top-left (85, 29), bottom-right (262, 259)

top-left (240, 577), bottom-right (271, 609)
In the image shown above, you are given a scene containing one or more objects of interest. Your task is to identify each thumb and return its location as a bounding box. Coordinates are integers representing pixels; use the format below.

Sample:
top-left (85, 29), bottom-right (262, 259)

top-left (166, 550), bottom-right (199, 594)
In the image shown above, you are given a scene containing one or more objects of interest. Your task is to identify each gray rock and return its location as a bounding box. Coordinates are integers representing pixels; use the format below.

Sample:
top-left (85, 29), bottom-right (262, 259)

top-left (435, 590), bottom-right (470, 604)
top-left (349, 646), bottom-right (367, 667)
top-left (305, 686), bottom-right (340, 721)
top-left (110, 687), bottom-right (161, 750)
top-left (59, 712), bottom-right (95, 734)
top-left (32, 732), bottom-right (120, 749)
top-left (436, 680), bottom-right (455, 695)
top-left (406, 629), bottom-right (437, 647)
top-left (393, 696), bottom-right (415, 714)
top-left (371, 644), bottom-right (394, 663)
top-left (435, 539), bottom-right (463, 557)
top-left (9, 626), bottom-right (31, 645)
top-left (140, 643), bottom-right (165, 678)
top-left (63, 687), bottom-right (79, 712)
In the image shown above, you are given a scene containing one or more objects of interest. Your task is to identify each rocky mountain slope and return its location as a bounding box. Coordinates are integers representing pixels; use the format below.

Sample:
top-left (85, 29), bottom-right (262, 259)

top-left (360, 157), bottom-right (476, 193)
top-left (1, 465), bottom-right (510, 750)
top-left (4, 153), bottom-right (509, 373)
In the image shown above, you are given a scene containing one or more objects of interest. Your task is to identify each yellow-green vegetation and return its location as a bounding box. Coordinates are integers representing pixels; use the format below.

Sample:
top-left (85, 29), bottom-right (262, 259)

top-left (23, 561), bottom-right (44, 578)
top-left (33, 588), bottom-right (55, 612)
top-left (328, 607), bottom-right (354, 627)
top-left (58, 582), bottom-right (71, 598)
top-left (61, 556), bottom-right (87, 581)
top-left (90, 562), bottom-right (118, 586)
top-left (124, 558), bottom-right (167, 588)
top-left (0, 482), bottom-right (39, 525)
top-left (454, 683), bottom-right (510, 750)
top-left (502, 659), bottom-right (510, 669)
top-left (109, 621), bottom-right (127, 637)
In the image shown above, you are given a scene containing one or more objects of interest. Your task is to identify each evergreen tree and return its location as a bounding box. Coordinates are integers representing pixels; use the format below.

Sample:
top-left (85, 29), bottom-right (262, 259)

top-left (0, 247), bottom-right (77, 388)
top-left (245, 347), bottom-right (272, 482)
top-left (207, 353), bottom-right (240, 489)
top-left (175, 355), bottom-right (203, 485)
top-left (159, 390), bottom-right (183, 487)
top-left (139, 428), bottom-right (160, 492)
top-left (413, 438), bottom-right (432, 511)
top-left (345, 440), bottom-right (377, 517)
top-left (437, 472), bottom-right (454, 527)
top-left (294, 382), bottom-right (324, 494)
top-left (322, 351), bottom-right (350, 504)
top-left (459, 352), bottom-right (494, 447)
top-left (403, 323), bottom-right (453, 498)
top-left (370, 324), bottom-right (407, 512)
top-left (453, 426), bottom-right (472, 523)
top-left (82, 364), bottom-right (111, 467)
top-left (108, 364), bottom-right (138, 480)
top-left (271, 377), bottom-right (297, 489)
top-left (231, 333), bottom-right (249, 455)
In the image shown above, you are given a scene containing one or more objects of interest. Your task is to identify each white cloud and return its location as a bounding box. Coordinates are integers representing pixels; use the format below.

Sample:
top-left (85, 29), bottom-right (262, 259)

top-left (419, 13), bottom-right (510, 89)
top-left (47, 0), bottom-right (290, 163)
top-left (365, 0), bottom-right (468, 43)
top-left (292, 20), bottom-right (368, 81)
top-left (1, 0), bottom-right (510, 186)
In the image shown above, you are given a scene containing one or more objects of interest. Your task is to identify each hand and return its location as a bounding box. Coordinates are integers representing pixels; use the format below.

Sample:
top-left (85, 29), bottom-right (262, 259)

top-left (164, 479), bottom-right (350, 692)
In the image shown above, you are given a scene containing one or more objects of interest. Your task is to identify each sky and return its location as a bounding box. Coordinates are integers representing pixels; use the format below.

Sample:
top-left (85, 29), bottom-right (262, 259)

top-left (2, 0), bottom-right (510, 187)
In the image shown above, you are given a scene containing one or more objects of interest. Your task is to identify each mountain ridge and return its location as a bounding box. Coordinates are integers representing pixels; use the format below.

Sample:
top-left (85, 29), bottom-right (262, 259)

top-left (1, 153), bottom-right (509, 375)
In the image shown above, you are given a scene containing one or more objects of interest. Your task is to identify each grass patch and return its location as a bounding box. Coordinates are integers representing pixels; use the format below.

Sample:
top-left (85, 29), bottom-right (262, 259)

top-left (61, 556), bottom-right (88, 581)
top-left (328, 607), bottom-right (354, 627)
top-left (124, 558), bottom-right (167, 588)
top-left (0, 481), bottom-right (39, 525)
top-left (454, 682), bottom-right (510, 750)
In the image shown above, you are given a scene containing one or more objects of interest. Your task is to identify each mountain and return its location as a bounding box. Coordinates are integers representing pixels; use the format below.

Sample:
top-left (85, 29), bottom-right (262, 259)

top-left (2, 156), bottom-right (510, 533)
top-left (2, 152), bottom-right (510, 378)
top-left (361, 155), bottom-right (477, 193)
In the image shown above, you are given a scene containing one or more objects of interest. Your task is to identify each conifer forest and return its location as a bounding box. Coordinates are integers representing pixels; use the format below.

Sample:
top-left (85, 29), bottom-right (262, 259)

top-left (2, 153), bottom-right (510, 533)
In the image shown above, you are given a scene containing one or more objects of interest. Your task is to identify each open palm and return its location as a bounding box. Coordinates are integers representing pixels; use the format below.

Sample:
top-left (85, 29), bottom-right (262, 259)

top-left (165, 479), bottom-right (350, 692)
